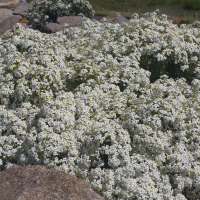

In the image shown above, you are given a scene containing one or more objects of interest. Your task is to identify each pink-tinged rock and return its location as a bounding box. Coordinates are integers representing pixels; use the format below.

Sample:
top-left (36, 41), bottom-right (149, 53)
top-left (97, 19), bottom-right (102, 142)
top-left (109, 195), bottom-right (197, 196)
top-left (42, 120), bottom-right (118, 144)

top-left (0, 0), bottom-right (20, 10)
top-left (0, 8), bottom-right (13, 23)
top-left (106, 12), bottom-right (129, 24)
top-left (0, 165), bottom-right (105, 200)
top-left (0, 14), bottom-right (22, 35)
top-left (42, 22), bottom-right (65, 34)
top-left (12, 1), bottom-right (34, 16)
top-left (57, 15), bottom-right (83, 27)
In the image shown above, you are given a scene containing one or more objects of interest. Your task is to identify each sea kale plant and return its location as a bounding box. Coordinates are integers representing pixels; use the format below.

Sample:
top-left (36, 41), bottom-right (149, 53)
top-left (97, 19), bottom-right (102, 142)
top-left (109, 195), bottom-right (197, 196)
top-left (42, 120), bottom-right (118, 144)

top-left (23, 0), bottom-right (95, 31)
top-left (0, 11), bottom-right (200, 200)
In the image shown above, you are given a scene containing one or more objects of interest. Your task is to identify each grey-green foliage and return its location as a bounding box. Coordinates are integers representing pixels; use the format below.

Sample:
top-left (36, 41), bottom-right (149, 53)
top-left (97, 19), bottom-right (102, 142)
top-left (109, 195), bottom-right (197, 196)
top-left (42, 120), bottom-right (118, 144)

top-left (23, 0), bottom-right (95, 31)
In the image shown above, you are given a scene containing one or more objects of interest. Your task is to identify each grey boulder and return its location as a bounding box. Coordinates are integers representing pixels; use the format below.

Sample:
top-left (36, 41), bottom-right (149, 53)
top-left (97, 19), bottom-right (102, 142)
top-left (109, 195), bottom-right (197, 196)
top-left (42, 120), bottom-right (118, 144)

top-left (0, 165), bottom-right (105, 200)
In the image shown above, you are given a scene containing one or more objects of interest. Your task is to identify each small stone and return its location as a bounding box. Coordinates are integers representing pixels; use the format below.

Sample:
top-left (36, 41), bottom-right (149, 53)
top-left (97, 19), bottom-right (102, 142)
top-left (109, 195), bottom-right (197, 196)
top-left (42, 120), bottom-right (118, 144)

top-left (105, 12), bottom-right (129, 24)
top-left (42, 22), bottom-right (65, 34)
top-left (57, 15), bottom-right (83, 27)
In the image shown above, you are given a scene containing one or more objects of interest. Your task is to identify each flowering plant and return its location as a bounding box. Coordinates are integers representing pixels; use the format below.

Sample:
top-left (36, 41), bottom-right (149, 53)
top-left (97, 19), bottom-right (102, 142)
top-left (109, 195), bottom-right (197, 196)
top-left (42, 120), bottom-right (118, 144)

top-left (0, 11), bottom-right (200, 199)
top-left (23, 0), bottom-right (95, 31)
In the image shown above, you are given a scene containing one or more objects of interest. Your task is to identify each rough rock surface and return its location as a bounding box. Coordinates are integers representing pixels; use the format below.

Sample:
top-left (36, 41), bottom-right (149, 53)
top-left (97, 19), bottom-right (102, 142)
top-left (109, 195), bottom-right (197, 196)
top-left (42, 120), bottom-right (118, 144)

top-left (0, 13), bottom-right (23, 35)
top-left (106, 12), bottom-right (129, 23)
top-left (0, 8), bottom-right (13, 23)
top-left (42, 22), bottom-right (66, 34)
top-left (42, 16), bottom-right (85, 34)
top-left (0, 165), bottom-right (105, 200)
top-left (57, 15), bottom-right (83, 27)
top-left (0, 0), bottom-right (34, 36)
top-left (0, 0), bottom-right (20, 10)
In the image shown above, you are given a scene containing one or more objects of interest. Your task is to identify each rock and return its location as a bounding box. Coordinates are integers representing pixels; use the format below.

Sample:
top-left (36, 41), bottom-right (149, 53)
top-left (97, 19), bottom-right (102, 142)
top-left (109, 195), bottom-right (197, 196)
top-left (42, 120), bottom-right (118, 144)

top-left (0, 8), bottom-right (13, 23)
top-left (42, 16), bottom-right (84, 34)
top-left (167, 18), bottom-right (190, 25)
top-left (0, 165), bottom-right (105, 200)
top-left (0, 0), bottom-right (20, 10)
top-left (105, 12), bottom-right (129, 24)
top-left (0, 13), bottom-right (23, 36)
top-left (19, 0), bottom-right (28, 4)
top-left (12, 1), bottom-right (34, 15)
top-left (0, 0), bottom-right (34, 37)
top-left (42, 22), bottom-right (66, 34)
top-left (57, 15), bottom-right (83, 27)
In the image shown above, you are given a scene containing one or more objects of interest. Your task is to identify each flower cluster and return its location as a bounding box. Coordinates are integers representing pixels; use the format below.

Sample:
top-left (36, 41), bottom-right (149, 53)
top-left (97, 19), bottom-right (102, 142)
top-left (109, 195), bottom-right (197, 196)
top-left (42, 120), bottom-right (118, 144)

top-left (23, 0), bottom-right (95, 31)
top-left (0, 11), bottom-right (200, 199)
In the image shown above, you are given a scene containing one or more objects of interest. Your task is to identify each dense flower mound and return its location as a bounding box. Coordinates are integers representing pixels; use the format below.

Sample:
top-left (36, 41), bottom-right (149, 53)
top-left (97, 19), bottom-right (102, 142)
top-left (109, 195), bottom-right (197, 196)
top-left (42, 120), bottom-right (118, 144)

top-left (0, 12), bottom-right (200, 199)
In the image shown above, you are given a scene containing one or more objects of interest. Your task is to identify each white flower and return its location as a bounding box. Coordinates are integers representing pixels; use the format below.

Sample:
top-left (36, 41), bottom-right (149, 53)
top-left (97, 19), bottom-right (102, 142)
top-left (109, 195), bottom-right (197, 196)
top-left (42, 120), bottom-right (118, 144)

top-left (181, 65), bottom-right (189, 71)
top-left (0, 10), bottom-right (200, 200)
